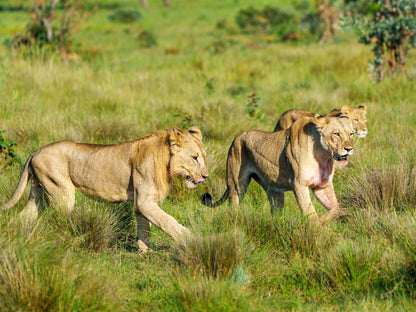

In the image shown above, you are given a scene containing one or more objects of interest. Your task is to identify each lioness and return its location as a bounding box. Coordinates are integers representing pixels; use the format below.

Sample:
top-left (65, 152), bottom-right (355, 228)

top-left (1, 126), bottom-right (208, 251)
top-left (274, 104), bottom-right (368, 138)
top-left (202, 116), bottom-right (354, 221)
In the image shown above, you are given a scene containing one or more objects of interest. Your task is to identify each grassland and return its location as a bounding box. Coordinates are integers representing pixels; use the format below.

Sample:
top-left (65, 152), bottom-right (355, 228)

top-left (1, 0), bottom-right (416, 311)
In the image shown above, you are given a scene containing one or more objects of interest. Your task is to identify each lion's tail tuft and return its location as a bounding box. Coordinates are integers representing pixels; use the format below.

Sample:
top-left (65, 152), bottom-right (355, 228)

top-left (200, 189), bottom-right (229, 208)
top-left (201, 193), bottom-right (213, 207)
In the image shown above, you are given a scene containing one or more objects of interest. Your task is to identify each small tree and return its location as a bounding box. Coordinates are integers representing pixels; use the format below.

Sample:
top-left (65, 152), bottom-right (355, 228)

top-left (12, 0), bottom-right (96, 58)
top-left (0, 130), bottom-right (22, 169)
top-left (317, 0), bottom-right (342, 44)
top-left (346, 0), bottom-right (416, 81)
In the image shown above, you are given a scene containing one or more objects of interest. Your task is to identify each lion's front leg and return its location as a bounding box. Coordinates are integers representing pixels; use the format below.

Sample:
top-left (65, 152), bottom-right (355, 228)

top-left (136, 201), bottom-right (189, 243)
top-left (292, 182), bottom-right (318, 221)
top-left (312, 184), bottom-right (340, 222)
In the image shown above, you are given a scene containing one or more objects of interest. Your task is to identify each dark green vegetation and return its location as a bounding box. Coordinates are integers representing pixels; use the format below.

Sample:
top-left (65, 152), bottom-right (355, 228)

top-left (1, 0), bottom-right (416, 311)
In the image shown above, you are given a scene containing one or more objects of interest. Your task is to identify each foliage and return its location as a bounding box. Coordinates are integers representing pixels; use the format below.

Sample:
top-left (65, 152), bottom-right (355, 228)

top-left (236, 6), bottom-right (299, 41)
top-left (0, 130), bottom-right (21, 168)
top-left (108, 7), bottom-right (142, 23)
top-left (246, 92), bottom-right (263, 119)
top-left (235, 4), bottom-right (325, 42)
top-left (138, 30), bottom-right (157, 47)
top-left (9, 0), bottom-right (96, 56)
top-left (344, 0), bottom-right (416, 81)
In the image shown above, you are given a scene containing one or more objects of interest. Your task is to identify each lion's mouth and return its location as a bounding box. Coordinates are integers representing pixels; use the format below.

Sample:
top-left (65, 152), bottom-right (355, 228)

top-left (333, 153), bottom-right (348, 165)
top-left (185, 175), bottom-right (205, 188)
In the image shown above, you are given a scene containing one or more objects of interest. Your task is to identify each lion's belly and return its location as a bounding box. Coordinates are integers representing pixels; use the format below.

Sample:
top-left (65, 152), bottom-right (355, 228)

top-left (249, 164), bottom-right (292, 191)
top-left (77, 185), bottom-right (131, 202)
top-left (70, 164), bottom-right (132, 202)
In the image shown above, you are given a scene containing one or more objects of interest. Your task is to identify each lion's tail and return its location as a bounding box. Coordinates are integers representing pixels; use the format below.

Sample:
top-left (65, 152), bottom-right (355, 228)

top-left (201, 188), bottom-right (230, 208)
top-left (1, 155), bottom-right (32, 211)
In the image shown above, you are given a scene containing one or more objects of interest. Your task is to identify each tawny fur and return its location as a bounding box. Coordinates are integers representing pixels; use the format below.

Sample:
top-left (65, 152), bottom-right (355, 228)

top-left (274, 104), bottom-right (368, 138)
top-left (1, 126), bottom-right (208, 252)
top-left (202, 116), bottom-right (354, 221)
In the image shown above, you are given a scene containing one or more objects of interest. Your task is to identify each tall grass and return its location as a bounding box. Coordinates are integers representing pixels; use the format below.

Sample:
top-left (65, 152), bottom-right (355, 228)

top-left (341, 159), bottom-right (416, 212)
top-left (0, 220), bottom-right (124, 311)
top-left (172, 229), bottom-right (250, 279)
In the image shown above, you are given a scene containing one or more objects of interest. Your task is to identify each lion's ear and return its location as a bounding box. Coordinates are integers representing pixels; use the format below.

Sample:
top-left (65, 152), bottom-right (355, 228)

top-left (169, 128), bottom-right (185, 152)
top-left (358, 103), bottom-right (367, 111)
top-left (340, 105), bottom-right (352, 116)
top-left (188, 126), bottom-right (202, 141)
top-left (313, 114), bottom-right (329, 128)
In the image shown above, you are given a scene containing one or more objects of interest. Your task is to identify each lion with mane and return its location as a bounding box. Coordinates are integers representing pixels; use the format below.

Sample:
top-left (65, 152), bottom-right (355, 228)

top-left (1, 126), bottom-right (208, 251)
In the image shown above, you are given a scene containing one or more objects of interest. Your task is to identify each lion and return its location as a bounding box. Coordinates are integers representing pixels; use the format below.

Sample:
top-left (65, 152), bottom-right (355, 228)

top-left (202, 115), bottom-right (354, 221)
top-left (274, 104), bottom-right (368, 138)
top-left (1, 126), bottom-right (208, 252)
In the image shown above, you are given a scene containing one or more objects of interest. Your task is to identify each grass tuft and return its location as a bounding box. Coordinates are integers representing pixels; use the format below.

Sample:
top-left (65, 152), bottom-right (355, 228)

top-left (172, 228), bottom-right (250, 279)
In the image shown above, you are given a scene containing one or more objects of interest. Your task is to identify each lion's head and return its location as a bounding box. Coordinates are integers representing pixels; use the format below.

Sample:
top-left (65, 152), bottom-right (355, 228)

top-left (169, 126), bottom-right (209, 189)
top-left (339, 104), bottom-right (368, 138)
top-left (314, 115), bottom-right (354, 166)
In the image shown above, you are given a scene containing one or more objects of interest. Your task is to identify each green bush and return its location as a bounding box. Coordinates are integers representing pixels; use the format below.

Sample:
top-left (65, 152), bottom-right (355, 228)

top-left (344, 0), bottom-right (416, 81)
top-left (138, 30), bottom-right (157, 48)
top-left (108, 8), bottom-right (142, 23)
top-left (236, 6), bottom-right (298, 41)
top-left (0, 130), bottom-right (21, 168)
top-left (235, 5), bottom-right (323, 42)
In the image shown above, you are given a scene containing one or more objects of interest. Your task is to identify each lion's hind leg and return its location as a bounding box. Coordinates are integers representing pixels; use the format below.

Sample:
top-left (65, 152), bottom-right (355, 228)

top-left (38, 175), bottom-right (76, 217)
top-left (19, 181), bottom-right (44, 222)
top-left (226, 137), bottom-right (251, 207)
top-left (266, 190), bottom-right (285, 214)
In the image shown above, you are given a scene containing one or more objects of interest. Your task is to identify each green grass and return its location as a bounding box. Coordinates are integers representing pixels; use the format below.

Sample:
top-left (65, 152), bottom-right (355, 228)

top-left (1, 0), bottom-right (416, 310)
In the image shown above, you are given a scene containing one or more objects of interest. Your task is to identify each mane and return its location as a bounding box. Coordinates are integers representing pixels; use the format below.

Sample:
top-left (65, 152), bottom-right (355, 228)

top-left (135, 129), bottom-right (170, 144)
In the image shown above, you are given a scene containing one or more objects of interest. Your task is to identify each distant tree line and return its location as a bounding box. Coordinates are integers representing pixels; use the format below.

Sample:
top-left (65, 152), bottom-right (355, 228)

top-left (4, 0), bottom-right (416, 81)
top-left (235, 0), bottom-right (416, 81)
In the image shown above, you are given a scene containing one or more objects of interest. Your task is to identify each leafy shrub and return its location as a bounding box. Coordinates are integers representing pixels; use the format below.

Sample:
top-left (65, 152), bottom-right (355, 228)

top-left (0, 130), bottom-right (21, 168)
top-left (8, 0), bottom-right (96, 57)
top-left (246, 92), bottom-right (263, 119)
top-left (138, 30), bottom-right (157, 48)
top-left (236, 6), bottom-right (299, 41)
top-left (108, 7), bottom-right (142, 23)
top-left (344, 0), bottom-right (416, 81)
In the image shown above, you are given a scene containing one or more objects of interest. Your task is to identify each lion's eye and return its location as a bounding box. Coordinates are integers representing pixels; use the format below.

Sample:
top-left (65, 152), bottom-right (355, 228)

top-left (354, 119), bottom-right (359, 122)
top-left (192, 156), bottom-right (198, 162)
top-left (333, 133), bottom-right (340, 137)
top-left (350, 132), bottom-right (354, 137)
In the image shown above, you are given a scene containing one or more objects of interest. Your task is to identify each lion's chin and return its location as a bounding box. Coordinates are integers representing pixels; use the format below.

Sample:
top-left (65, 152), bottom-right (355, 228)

top-left (185, 180), bottom-right (198, 189)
